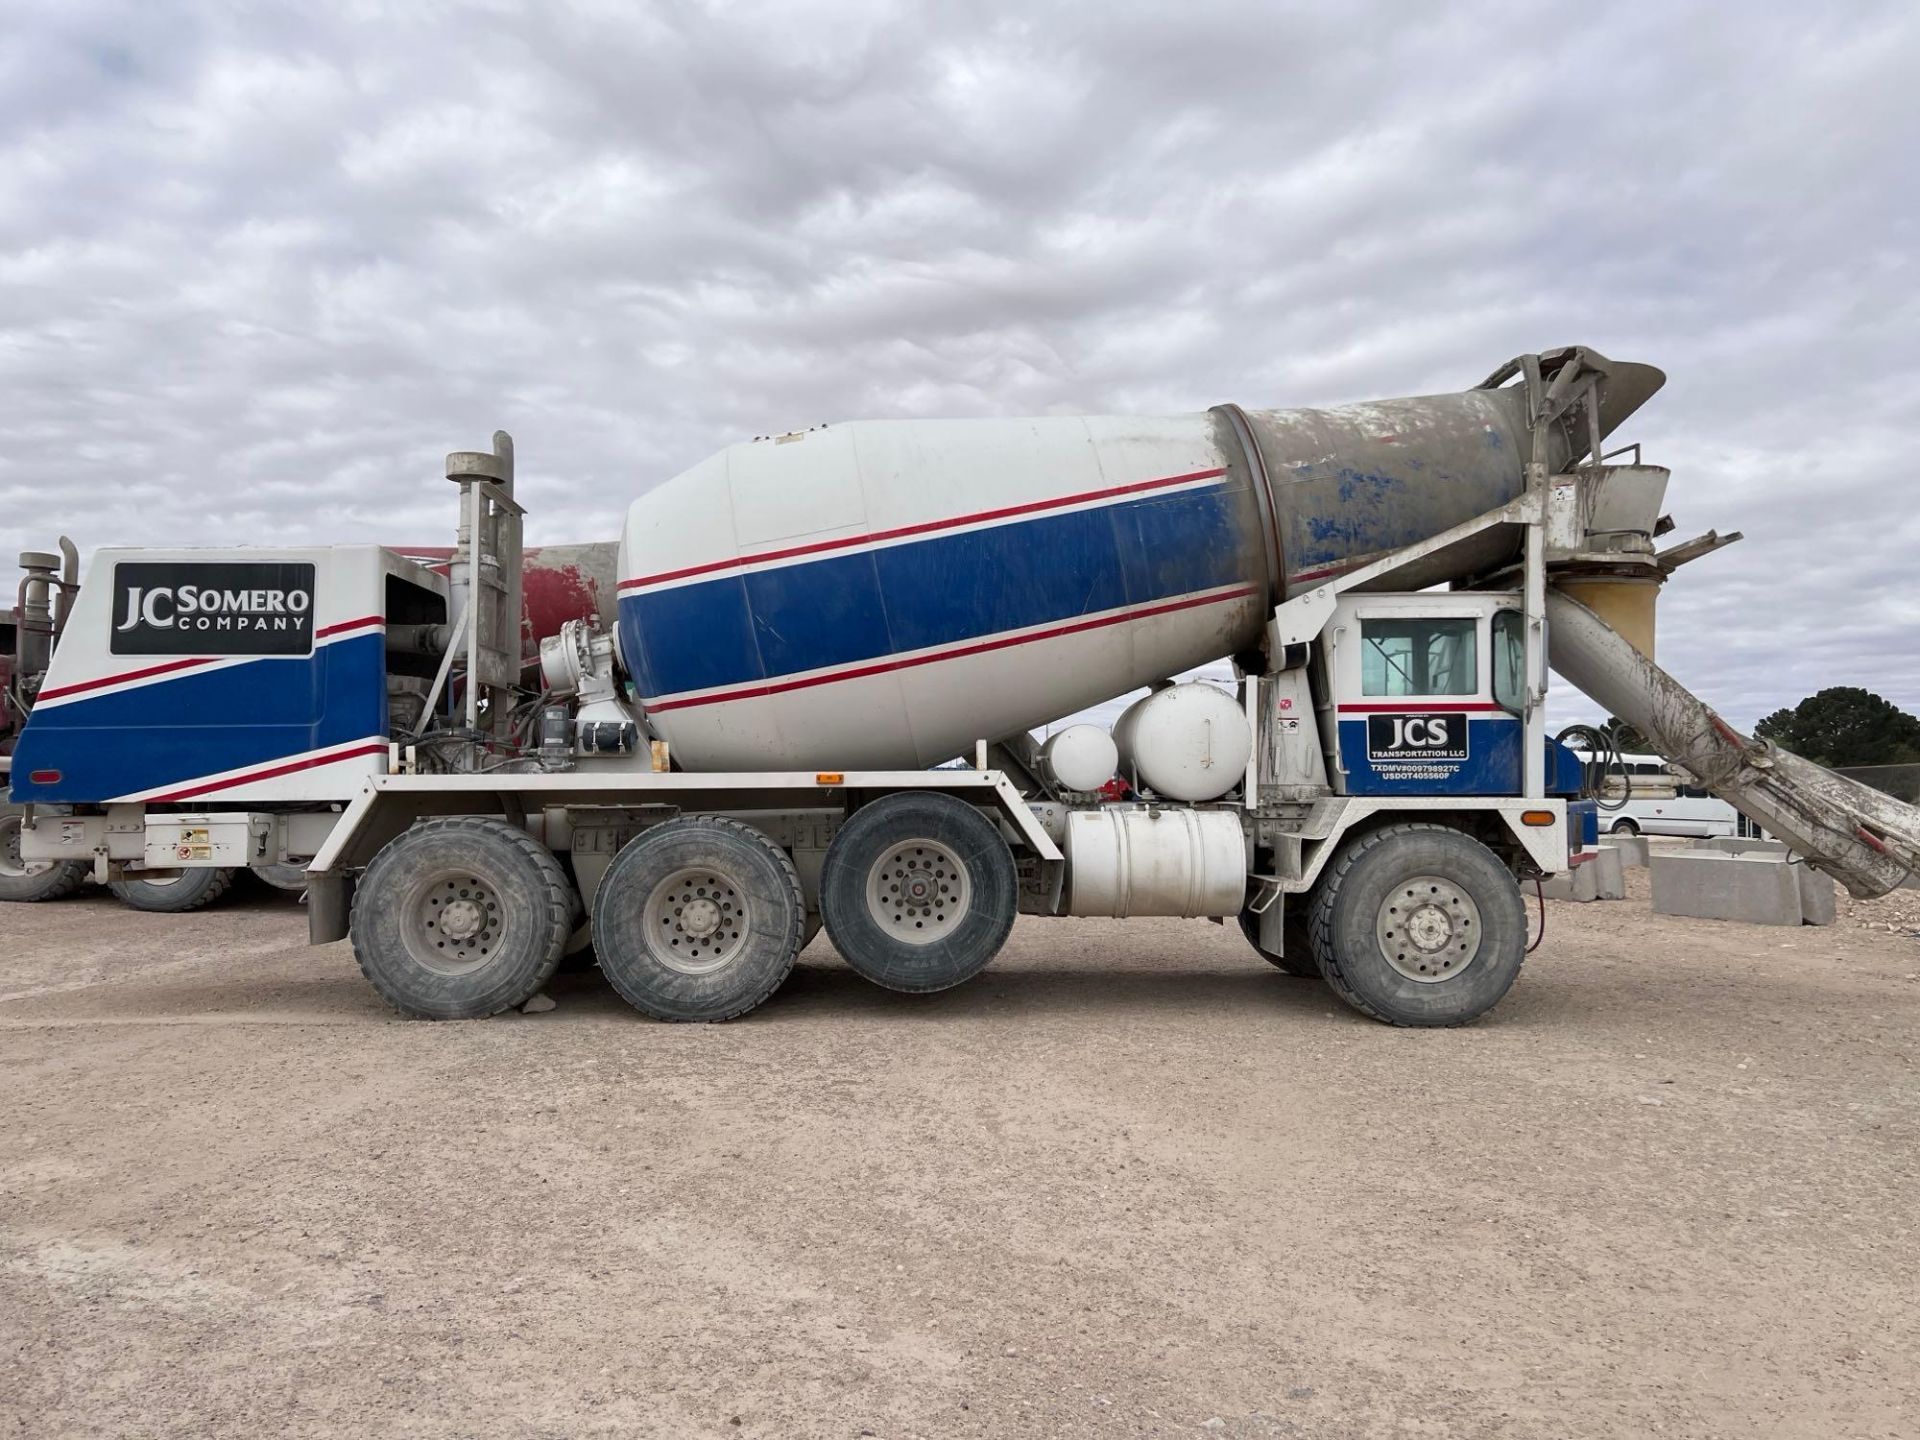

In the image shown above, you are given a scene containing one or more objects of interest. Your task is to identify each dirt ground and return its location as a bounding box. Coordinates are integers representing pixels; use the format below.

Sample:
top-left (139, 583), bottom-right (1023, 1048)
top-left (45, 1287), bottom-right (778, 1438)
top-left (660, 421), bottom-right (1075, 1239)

top-left (2, 866), bottom-right (1917, 1440)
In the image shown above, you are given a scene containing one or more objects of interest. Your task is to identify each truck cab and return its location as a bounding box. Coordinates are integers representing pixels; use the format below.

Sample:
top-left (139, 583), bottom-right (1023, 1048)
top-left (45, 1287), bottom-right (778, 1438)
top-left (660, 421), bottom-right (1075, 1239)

top-left (1319, 592), bottom-right (1584, 800)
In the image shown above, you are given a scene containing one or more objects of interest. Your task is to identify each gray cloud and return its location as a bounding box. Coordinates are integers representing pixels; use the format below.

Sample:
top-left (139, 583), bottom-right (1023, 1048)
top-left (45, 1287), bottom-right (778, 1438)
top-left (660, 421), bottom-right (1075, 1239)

top-left (3, 0), bottom-right (1916, 730)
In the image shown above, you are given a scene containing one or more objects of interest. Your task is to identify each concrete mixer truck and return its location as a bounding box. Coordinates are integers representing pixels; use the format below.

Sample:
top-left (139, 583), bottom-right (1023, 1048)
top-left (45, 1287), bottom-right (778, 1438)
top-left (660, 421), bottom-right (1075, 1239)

top-left (6, 346), bottom-right (1916, 1028)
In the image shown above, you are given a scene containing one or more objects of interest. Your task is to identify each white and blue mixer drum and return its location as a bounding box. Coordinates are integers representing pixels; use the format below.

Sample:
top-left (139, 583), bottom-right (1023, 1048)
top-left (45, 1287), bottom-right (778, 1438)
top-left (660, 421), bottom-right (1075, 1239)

top-left (615, 353), bottom-right (1662, 773)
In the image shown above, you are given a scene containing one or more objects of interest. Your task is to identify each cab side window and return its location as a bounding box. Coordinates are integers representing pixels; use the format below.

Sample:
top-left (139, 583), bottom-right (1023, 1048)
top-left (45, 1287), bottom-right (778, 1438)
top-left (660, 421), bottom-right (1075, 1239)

top-left (1361, 617), bottom-right (1478, 697)
top-left (1492, 609), bottom-right (1524, 713)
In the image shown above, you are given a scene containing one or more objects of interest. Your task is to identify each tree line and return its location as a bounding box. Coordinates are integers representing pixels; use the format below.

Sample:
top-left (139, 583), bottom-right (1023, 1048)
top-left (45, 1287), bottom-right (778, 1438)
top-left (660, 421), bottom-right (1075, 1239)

top-left (1598, 687), bottom-right (1920, 769)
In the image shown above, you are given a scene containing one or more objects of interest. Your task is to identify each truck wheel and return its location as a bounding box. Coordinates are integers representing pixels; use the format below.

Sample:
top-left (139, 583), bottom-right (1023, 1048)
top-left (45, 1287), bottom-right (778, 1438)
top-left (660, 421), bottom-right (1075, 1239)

top-left (1610, 818), bottom-right (1640, 837)
top-left (350, 817), bottom-right (572, 1020)
top-left (110, 867), bottom-right (236, 913)
top-left (591, 817), bottom-right (804, 1022)
top-left (0, 813), bottom-right (88, 902)
top-left (1237, 906), bottom-right (1319, 978)
top-left (1308, 823), bottom-right (1527, 1028)
top-left (251, 862), bottom-right (310, 893)
top-left (820, 792), bottom-right (1016, 993)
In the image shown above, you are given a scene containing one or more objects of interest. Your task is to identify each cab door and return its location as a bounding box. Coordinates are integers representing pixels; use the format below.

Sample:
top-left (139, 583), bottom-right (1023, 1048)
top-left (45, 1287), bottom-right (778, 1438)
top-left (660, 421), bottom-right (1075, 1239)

top-left (1328, 596), bottom-right (1524, 797)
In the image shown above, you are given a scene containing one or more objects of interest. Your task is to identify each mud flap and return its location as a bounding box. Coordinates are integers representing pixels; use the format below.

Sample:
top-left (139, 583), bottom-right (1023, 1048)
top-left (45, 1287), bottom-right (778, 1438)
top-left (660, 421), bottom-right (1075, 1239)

top-left (307, 872), bottom-right (354, 944)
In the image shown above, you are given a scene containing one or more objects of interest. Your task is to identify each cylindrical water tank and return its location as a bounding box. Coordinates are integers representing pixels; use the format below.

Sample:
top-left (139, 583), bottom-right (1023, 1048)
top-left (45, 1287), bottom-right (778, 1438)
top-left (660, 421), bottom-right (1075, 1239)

top-left (1039, 725), bottom-right (1119, 793)
top-left (616, 350), bottom-right (1662, 772)
top-left (1064, 807), bottom-right (1248, 918)
top-left (1112, 683), bottom-right (1252, 803)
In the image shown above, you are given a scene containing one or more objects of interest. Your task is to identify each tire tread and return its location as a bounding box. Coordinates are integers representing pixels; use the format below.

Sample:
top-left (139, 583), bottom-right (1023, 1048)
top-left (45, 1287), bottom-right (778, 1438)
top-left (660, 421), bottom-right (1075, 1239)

top-left (351, 815), bottom-right (572, 1020)
top-left (820, 793), bottom-right (1016, 994)
top-left (110, 866), bottom-right (237, 913)
top-left (651, 816), bottom-right (803, 1024)
top-left (0, 862), bottom-right (88, 903)
top-left (1, 813), bottom-right (97, 903)
top-left (1308, 821), bottom-right (1517, 1028)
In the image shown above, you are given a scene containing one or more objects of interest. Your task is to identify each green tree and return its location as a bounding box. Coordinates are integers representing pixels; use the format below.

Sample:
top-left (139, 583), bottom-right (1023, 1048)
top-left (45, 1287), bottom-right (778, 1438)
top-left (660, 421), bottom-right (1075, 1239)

top-left (1753, 687), bottom-right (1920, 767)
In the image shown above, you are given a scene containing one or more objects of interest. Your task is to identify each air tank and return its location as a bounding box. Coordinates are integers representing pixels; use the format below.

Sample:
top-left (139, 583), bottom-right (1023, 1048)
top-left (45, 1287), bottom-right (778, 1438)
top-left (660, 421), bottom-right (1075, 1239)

top-left (616, 348), bottom-right (1663, 772)
top-left (1113, 683), bottom-right (1252, 803)
top-left (1039, 725), bottom-right (1120, 794)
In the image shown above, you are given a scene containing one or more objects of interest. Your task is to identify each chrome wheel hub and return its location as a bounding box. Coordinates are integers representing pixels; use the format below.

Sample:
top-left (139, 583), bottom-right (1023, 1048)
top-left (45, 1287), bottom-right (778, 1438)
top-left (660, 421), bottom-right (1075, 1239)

top-left (439, 898), bottom-right (485, 942)
top-left (866, 841), bottom-right (971, 945)
top-left (0, 818), bottom-right (49, 879)
top-left (647, 868), bottom-right (748, 975)
top-left (412, 873), bottom-right (502, 975)
top-left (681, 897), bottom-right (722, 938)
top-left (1376, 875), bottom-right (1482, 983)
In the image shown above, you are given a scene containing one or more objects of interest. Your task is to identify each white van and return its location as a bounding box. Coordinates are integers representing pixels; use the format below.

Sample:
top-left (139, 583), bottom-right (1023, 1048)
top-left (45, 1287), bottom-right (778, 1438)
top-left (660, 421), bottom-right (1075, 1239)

top-left (1573, 751), bottom-right (1745, 838)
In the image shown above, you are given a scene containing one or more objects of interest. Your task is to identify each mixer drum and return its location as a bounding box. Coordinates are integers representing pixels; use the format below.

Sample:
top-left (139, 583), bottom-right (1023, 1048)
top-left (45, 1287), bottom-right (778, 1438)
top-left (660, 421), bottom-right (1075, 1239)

top-left (618, 416), bottom-right (1270, 771)
top-left (616, 356), bottom-right (1662, 773)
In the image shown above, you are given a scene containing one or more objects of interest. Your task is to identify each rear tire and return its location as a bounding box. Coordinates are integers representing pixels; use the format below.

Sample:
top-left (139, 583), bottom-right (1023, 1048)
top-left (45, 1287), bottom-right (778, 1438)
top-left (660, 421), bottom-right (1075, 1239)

top-left (1237, 905), bottom-right (1319, 978)
top-left (0, 813), bottom-right (88, 902)
top-left (1308, 823), bottom-right (1527, 1027)
top-left (1610, 818), bottom-right (1640, 836)
top-left (350, 817), bottom-right (572, 1019)
top-left (110, 866), bottom-right (236, 913)
top-left (592, 817), bottom-right (804, 1022)
top-left (820, 792), bottom-right (1016, 993)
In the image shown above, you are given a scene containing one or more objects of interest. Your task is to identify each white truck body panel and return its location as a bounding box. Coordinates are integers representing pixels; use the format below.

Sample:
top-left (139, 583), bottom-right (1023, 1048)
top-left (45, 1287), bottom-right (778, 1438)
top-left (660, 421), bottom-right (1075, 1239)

top-left (13, 545), bottom-right (440, 806)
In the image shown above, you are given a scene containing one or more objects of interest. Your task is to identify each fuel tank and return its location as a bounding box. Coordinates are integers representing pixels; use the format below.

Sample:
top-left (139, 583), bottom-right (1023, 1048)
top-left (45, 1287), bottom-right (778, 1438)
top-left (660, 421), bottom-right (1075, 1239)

top-left (617, 349), bottom-right (1662, 771)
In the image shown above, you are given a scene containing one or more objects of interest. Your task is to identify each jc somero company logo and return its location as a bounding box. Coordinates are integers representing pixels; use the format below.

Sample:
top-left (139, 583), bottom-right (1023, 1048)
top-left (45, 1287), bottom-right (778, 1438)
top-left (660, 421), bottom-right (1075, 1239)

top-left (111, 561), bottom-right (317, 656)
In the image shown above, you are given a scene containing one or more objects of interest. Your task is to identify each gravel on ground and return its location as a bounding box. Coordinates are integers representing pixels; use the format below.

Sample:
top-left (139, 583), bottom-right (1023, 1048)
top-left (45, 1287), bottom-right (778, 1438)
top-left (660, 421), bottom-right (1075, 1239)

top-left (2, 876), bottom-right (1916, 1438)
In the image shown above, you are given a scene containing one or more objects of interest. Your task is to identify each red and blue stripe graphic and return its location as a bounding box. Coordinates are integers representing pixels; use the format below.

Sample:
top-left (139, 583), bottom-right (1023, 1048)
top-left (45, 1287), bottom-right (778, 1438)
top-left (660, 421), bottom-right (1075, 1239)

top-left (618, 468), bottom-right (1260, 710)
top-left (9, 627), bottom-right (389, 805)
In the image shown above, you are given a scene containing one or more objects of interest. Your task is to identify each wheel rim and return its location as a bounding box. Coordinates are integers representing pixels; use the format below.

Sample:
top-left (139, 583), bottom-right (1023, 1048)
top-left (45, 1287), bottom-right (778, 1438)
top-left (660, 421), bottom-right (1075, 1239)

top-left (406, 871), bottom-right (504, 976)
top-left (645, 866), bottom-right (749, 975)
top-left (255, 863), bottom-right (308, 890)
top-left (1375, 874), bottom-right (1482, 983)
top-left (0, 817), bottom-right (52, 879)
top-left (865, 839), bottom-right (971, 946)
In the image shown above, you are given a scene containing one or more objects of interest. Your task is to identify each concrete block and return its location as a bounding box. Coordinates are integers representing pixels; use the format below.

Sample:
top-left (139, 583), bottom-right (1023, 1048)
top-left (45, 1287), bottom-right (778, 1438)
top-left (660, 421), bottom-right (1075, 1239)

top-left (1539, 847), bottom-right (1625, 902)
top-left (1601, 834), bottom-right (1650, 868)
top-left (1588, 845), bottom-right (1626, 900)
top-left (1693, 836), bottom-right (1790, 858)
top-left (1650, 851), bottom-right (1804, 926)
top-left (1540, 864), bottom-right (1599, 901)
top-left (1796, 865), bottom-right (1837, 926)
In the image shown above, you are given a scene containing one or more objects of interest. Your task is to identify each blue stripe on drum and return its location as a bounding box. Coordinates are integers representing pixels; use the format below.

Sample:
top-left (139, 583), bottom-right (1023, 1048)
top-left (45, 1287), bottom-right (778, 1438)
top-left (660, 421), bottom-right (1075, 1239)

top-left (620, 481), bottom-right (1256, 703)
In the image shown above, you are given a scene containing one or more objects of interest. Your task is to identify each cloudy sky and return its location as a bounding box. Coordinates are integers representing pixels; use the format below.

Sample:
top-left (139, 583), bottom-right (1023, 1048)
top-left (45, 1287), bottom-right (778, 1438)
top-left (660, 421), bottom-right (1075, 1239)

top-left (3, 0), bottom-right (1916, 732)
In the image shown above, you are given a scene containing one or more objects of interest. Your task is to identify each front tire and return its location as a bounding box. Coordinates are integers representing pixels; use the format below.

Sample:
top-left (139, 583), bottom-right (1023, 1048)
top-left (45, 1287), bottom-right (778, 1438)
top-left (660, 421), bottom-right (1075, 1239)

top-left (110, 867), bottom-right (236, 913)
top-left (350, 817), bottom-right (572, 1019)
top-left (592, 817), bottom-right (805, 1022)
top-left (1308, 823), bottom-right (1527, 1027)
top-left (0, 813), bottom-right (88, 902)
top-left (820, 792), bottom-right (1017, 994)
top-left (1610, 818), bottom-right (1640, 837)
